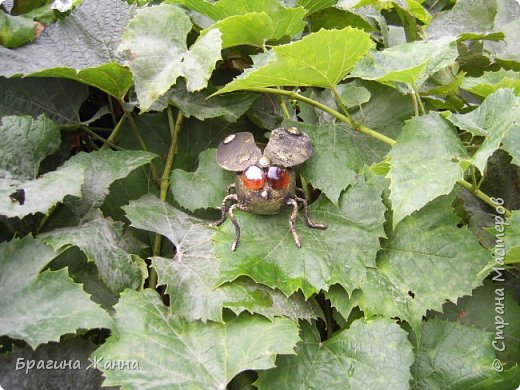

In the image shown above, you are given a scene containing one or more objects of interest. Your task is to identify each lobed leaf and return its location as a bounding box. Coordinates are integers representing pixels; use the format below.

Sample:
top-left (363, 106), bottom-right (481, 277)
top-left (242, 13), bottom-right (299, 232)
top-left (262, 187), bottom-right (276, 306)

top-left (171, 148), bottom-right (235, 211)
top-left (256, 318), bottom-right (414, 390)
top-left (93, 289), bottom-right (300, 389)
top-left (124, 194), bottom-right (321, 322)
top-left (215, 176), bottom-right (387, 297)
top-left (388, 112), bottom-right (469, 227)
top-left (216, 27), bottom-right (374, 94)
top-left (0, 236), bottom-right (112, 348)
top-left (60, 150), bottom-right (157, 221)
top-left (447, 89), bottom-right (520, 173)
top-left (118, 3), bottom-right (222, 111)
top-left (356, 196), bottom-right (491, 333)
top-left (411, 318), bottom-right (517, 389)
top-left (39, 217), bottom-right (147, 294)
top-left (461, 70), bottom-right (520, 97)
top-left (350, 37), bottom-right (458, 88)
top-left (169, 81), bottom-right (259, 122)
top-left (286, 120), bottom-right (383, 206)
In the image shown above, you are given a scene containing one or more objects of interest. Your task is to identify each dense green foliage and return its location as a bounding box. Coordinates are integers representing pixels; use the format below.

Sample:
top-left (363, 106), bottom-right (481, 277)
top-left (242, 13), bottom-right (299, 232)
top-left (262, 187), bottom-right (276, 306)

top-left (0, 0), bottom-right (519, 388)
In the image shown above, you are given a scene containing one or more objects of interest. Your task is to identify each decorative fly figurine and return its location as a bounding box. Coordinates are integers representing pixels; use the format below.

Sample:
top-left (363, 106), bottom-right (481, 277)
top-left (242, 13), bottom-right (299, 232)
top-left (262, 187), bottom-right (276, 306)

top-left (211, 127), bottom-right (327, 251)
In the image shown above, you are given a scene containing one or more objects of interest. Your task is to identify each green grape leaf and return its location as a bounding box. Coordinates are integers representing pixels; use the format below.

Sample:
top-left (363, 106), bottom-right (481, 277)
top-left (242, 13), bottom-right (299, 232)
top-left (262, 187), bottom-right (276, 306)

top-left (296, 0), bottom-right (336, 15)
top-left (411, 318), bottom-right (515, 389)
top-left (388, 112), bottom-right (469, 227)
top-left (118, 3), bottom-right (222, 111)
top-left (337, 0), bottom-right (431, 25)
top-left (0, 77), bottom-right (89, 124)
top-left (0, 114), bottom-right (85, 218)
top-left (0, 0), bottom-right (134, 98)
top-left (124, 195), bottom-right (321, 322)
top-left (461, 70), bottom-right (520, 97)
top-left (61, 150), bottom-right (157, 220)
top-left (485, 20), bottom-right (520, 65)
top-left (171, 148), bottom-right (234, 211)
top-left (447, 89), bottom-right (520, 173)
top-left (0, 12), bottom-right (39, 48)
top-left (437, 281), bottom-right (520, 364)
top-left (337, 81), bottom-right (371, 107)
top-left (93, 289), bottom-right (300, 389)
top-left (256, 318), bottom-right (414, 390)
top-left (215, 176), bottom-right (386, 297)
top-left (0, 236), bottom-right (112, 348)
top-left (350, 37), bottom-right (459, 88)
top-left (215, 27), bottom-right (374, 94)
top-left (169, 81), bottom-right (259, 122)
top-left (0, 163), bottom-right (85, 219)
top-left (356, 196), bottom-right (490, 333)
top-left (171, 0), bottom-right (306, 41)
top-left (39, 217), bottom-right (147, 294)
top-left (0, 337), bottom-right (109, 389)
top-left (285, 120), bottom-right (383, 206)
top-left (0, 114), bottom-right (61, 180)
top-left (426, 0), bottom-right (501, 40)
top-left (201, 12), bottom-right (273, 49)
top-left (504, 210), bottom-right (520, 263)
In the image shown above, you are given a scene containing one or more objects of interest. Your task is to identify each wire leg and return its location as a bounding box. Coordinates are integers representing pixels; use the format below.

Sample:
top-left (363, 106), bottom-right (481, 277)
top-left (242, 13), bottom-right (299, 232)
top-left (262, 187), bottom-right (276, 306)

top-left (210, 194), bottom-right (238, 227)
top-left (286, 198), bottom-right (301, 248)
top-left (295, 196), bottom-right (327, 229)
top-left (229, 203), bottom-right (246, 251)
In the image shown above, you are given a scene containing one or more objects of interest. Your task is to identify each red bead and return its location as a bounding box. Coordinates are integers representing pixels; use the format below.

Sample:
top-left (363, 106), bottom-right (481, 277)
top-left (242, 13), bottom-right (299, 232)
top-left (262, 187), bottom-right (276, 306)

top-left (267, 166), bottom-right (290, 190)
top-left (241, 165), bottom-right (266, 190)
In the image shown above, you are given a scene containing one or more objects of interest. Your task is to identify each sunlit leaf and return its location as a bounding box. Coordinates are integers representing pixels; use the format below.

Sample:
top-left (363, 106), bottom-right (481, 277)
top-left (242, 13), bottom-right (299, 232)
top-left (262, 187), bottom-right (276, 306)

top-left (350, 37), bottom-right (458, 88)
top-left (388, 112), bottom-right (469, 227)
top-left (118, 3), bottom-right (222, 111)
top-left (216, 28), bottom-right (374, 94)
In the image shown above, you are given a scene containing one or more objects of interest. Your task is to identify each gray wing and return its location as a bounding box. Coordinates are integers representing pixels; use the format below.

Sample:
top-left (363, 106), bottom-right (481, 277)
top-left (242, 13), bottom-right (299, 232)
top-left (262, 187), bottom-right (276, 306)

top-left (263, 127), bottom-right (312, 167)
top-left (216, 132), bottom-right (262, 171)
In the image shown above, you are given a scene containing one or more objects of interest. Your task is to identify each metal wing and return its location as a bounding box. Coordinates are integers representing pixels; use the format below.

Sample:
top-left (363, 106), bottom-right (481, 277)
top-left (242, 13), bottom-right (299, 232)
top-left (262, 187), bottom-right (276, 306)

top-left (263, 127), bottom-right (312, 167)
top-left (216, 132), bottom-right (262, 171)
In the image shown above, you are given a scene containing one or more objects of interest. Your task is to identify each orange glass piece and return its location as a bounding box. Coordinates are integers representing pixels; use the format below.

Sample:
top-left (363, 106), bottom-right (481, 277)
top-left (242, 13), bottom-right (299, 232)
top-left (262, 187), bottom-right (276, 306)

top-left (241, 165), bottom-right (266, 190)
top-left (267, 166), bottom-right (289, 190)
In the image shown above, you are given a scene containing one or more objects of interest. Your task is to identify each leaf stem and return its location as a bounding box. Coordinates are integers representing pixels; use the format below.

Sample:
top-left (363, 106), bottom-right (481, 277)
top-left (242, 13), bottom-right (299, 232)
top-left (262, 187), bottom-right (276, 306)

top-left (277, 87), bottom-right (291, 119)
top-left (107, 94), bottom-right (118, 127)
top-left (121, 103), bottom-right (160, 185)
top-left (243, 86), bottom-right (510, 215)
top-left (100, 114), bottom-right (127, 150)
top-left (411, 90), bottom-right (419, 117)
top-left (412, 84), bottom-right (426, 115)
top-left (457, 179), bottom-right (512, 217)
top-left (149, 107), bottom-right (184, 289)
top-left (331, 85), bottom-right (357, 127)
top-left (81, 126), bottom-right (124, 151)
top-left (244, 87), bottom-right (397, 146)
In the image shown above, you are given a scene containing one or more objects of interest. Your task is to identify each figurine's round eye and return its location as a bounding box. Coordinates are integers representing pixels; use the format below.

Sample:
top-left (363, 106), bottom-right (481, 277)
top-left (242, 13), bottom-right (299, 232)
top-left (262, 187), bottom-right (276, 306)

top-left (267, 166), bottom-right (290, 190)
top-left (241, 165), bottom-right (266, 191)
